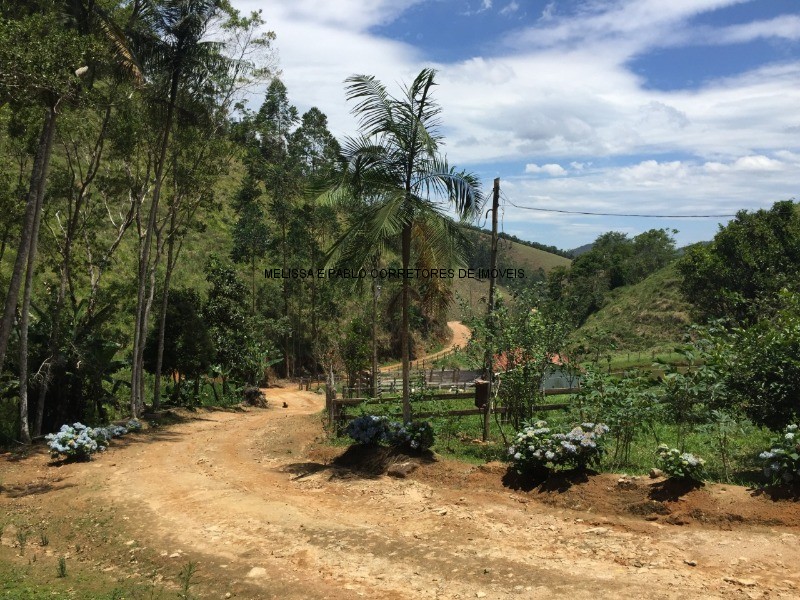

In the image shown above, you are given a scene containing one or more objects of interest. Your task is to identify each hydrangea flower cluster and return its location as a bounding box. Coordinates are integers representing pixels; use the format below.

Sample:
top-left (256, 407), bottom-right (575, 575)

top-left (45, 419), bottom-right (143, 460)
top-left (44, 423), bottom-right (109, 460)
top-left (346, 415), bottom-right (435, 451)
top-left (96, 424), bottom-right (127, 441)
top-left (655, 444), bottom-right (706, 482)
top-left (387, 420), bottom-right (435, 451)
top-left (345, 415), bottom-right (390, 445)
top-left (508, 421), bottom-right (609, 474)
top-left (759, 424), bottom-right (800, 485)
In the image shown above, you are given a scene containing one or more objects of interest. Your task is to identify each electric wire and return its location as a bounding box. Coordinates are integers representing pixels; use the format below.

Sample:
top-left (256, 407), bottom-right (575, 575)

top-left (501, 194), bottom-right (738, 218)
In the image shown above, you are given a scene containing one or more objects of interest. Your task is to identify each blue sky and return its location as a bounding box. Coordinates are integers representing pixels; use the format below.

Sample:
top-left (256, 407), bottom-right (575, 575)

top-left (232, 0), bottom-right (800, 251)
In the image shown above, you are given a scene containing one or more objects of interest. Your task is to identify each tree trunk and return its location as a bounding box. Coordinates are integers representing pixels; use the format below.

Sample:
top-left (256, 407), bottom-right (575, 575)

top-left (0, 106), bottom-right (57, 373)
top-left (401, 223), bottom-right (412, 422)
top-left (371, 264), bottom-right (378, 398)
top-left (251, 255), bottom-right (256, 316)
top-left (136, 237), bottom-right (161, 411)
top-left (153, 207), bottom-right (178, 410)
top-left (282, 219), bottom-right (290, 378)
top-left (0, 222), bottom-right (11, 265)
top-left (130, 70), bottom-right (180, 417)
top-left (18, 159), bottom-right (48, 444)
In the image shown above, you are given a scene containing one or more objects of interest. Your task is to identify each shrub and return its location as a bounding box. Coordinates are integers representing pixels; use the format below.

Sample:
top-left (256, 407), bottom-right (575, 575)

top-left (579, 368), bottom-right (659, 465)
top-left (508, 421), bottom-right (609, 474)
top-left (388, 421), bottom-right (435, 451)
top-left (345, 415), bottom-right (390, 445)
top-left (759, 423), bottom-right (800, 485)
top-left (346, 415), bottom-right (436, 451)
top-left (97, 424), bottom-right (128, 441)
top-left (46, 419), bottom-right (140, 460)
top-left (57, 556), bottom-right (67, 578)
top-left (45, 423), bottom-right (109, 460)
top-left (655, 444), bottom-right (706, 482)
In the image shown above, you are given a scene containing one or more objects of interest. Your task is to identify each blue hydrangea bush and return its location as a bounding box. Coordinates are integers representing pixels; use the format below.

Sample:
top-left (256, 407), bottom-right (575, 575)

top-left (655, 444), bottom-right (706, 482)
top-left (387, 420), bottom-right (435, 451)
top-left (346, 415), bottom-right (390, 445)
top-left (759, 424), bottom-right (800, 485)
top-left (346, 415), bottom-right (435, 451)
top-left (46, 419), bottom-right (143, 460)
top-left (45, 423), bottom-right (109, 460)
top-left (508, 421), bottom-right (609, 474)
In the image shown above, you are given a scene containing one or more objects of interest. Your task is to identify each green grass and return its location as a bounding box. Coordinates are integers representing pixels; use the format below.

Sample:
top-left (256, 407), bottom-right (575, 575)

top-left (0, 560), bottom-right (181, 599)
top-left (579, 350), bottom-right (686, 373)
top-left (333, 392), bottom-right (775, 485)
top-left (571, 262), bottom-right (693, 353)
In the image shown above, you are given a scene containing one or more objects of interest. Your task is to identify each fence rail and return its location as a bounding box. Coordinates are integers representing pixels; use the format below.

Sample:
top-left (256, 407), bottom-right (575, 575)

top-left (328, 386), bottom-right (580, 438)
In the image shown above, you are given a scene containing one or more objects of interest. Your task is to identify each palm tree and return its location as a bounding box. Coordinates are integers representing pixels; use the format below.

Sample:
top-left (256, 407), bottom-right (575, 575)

top-left (326, 68), bottom-right (483, 421)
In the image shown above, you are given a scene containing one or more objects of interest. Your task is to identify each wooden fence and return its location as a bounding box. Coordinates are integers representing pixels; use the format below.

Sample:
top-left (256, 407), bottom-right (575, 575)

top-left (328, 386), bottom-right (579, 440)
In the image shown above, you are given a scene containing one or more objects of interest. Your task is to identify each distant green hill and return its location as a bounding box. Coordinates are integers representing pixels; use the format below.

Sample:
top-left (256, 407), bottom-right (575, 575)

top-left (568, 242), bottom-right (594, 257)
top-left (449, 229), bottom-right (572, 320)
top-left (569, 262), bottom-right (692, 353)
top-left (459, 223), bottom-right (571, 259)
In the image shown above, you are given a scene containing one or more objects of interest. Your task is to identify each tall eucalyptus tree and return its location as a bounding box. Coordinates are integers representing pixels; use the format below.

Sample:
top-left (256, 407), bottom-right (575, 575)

top-left (127, 0), bottom-right (229, 416)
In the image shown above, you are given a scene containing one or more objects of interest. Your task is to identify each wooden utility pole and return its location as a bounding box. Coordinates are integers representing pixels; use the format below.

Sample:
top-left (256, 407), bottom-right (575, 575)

top-left (483, 177), bottom-right (500, 441)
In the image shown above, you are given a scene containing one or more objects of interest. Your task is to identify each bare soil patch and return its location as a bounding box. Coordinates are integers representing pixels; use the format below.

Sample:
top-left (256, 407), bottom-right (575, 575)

top-left (2, 382), bottom-right (800, 599)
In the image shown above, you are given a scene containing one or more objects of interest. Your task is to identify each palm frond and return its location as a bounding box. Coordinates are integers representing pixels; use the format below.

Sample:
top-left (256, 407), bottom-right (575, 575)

top-left (90, 2), bottom-right (144, 84)
top-left (322, 190), bottom-right (406, 270)
top-left (413, 155), bottom-right (484, 220)
top-left (412, 200), bottom-right (472, 267)
top-left (345, 73), bottom-right (398, 138)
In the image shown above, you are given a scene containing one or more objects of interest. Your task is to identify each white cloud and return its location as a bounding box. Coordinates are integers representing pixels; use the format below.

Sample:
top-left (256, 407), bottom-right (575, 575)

top-left (228, 0), bottom-right (800, 248)
top-left (266, 0), bottom-right (424, 31)
top-left (504, 152), bottom-right (798, 247)
top-left (711, 15), bottom-right (800, 44)
top-left (500, 1), bottom-right (519, 16)
top-left (704, 155), bottom-right (785, 173)
top-left (525, 163), bottom-right (567, 176)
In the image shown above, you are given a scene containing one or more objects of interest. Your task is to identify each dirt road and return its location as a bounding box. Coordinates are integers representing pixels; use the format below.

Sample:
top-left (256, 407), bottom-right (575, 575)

top-left (89, 387), bottom-right (800, 599)
top-left (380, 320), bottom-right (471, 372)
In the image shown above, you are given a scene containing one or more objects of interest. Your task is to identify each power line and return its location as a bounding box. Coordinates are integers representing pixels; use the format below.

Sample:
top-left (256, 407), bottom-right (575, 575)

top-left (502, 195), bottom-right (738, 218)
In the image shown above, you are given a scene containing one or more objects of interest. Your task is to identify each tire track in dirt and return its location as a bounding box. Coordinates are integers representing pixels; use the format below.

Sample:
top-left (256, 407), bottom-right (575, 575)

top-left (102, 387), bottom-right (800, 599)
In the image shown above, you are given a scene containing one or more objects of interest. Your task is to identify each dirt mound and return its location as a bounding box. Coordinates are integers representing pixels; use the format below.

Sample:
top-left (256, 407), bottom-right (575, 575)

top-left (408, 460), bottom-right (800, 530)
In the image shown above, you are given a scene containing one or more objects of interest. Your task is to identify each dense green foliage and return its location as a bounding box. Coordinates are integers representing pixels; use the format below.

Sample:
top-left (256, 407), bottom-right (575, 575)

top-left (548, 228), bottom-right (676, 326)
top-left (678, 200), bottom-right (800, 325)
top-left (0, 3), bottom-right (503, 443)
top-left (713, 293), bottom-right (800, 431)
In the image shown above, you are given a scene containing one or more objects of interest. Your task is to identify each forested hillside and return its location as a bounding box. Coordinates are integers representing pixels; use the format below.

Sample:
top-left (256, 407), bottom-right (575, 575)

top-left (0, 1), bottom-right (491, 442)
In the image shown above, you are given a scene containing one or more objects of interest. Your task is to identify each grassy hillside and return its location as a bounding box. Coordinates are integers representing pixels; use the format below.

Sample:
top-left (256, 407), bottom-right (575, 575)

top-left (570, 261), bottom-right (692, 353)
top-left (448, 231), bottom-right (572, 320)
top-left (494, 233), bottom-right (572, 274)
